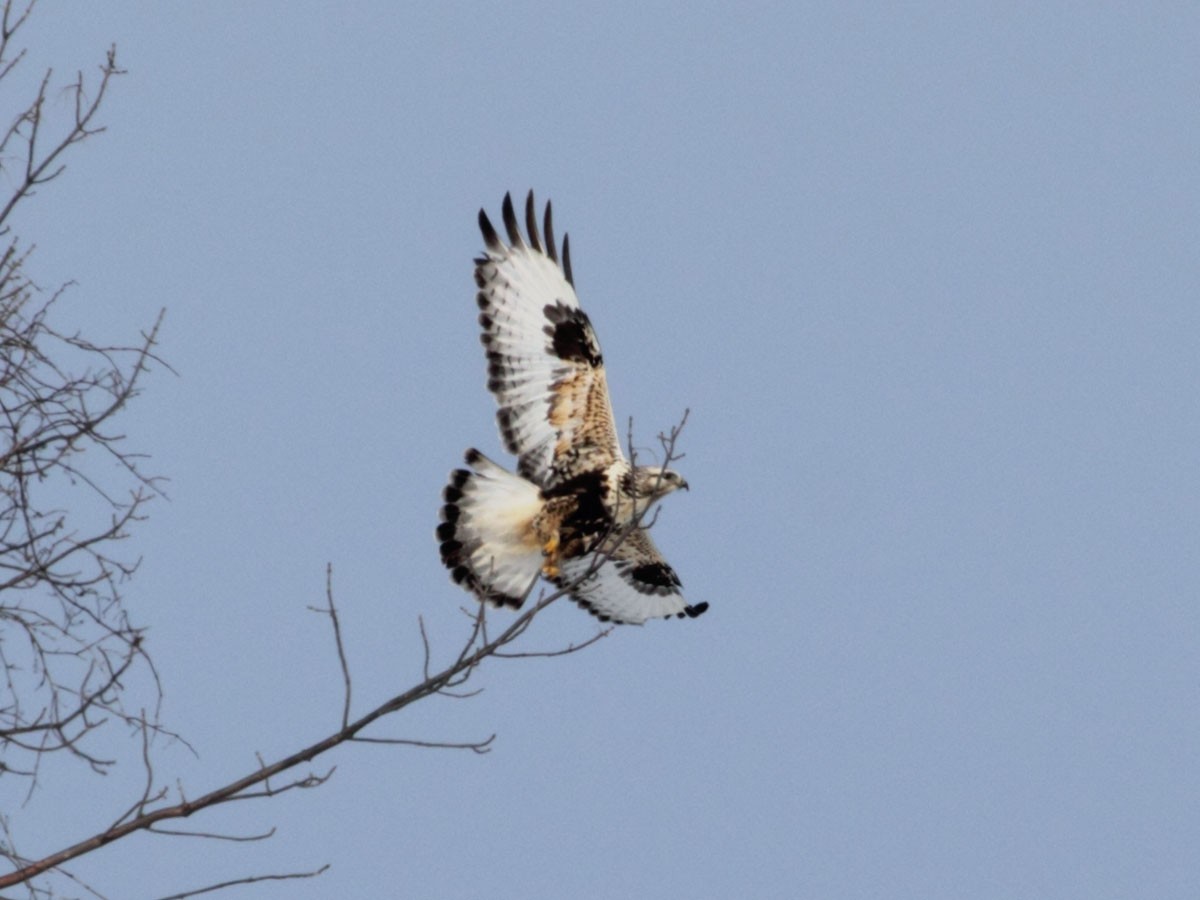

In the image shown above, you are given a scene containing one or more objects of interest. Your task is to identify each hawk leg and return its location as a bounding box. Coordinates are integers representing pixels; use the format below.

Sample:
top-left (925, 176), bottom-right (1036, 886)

top-left (534, 496), bottom-right (575, 580)
top-left (541, 531), bottom-right (561, 579)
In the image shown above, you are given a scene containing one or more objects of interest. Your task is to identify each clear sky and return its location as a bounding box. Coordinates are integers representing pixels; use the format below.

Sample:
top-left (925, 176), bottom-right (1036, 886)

top-left (5, 3), bottom-right (1198, 898)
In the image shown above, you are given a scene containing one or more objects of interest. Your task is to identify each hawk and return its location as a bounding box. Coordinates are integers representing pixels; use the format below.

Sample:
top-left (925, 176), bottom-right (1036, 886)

top-left (437, 192), bottom-right (708, 625)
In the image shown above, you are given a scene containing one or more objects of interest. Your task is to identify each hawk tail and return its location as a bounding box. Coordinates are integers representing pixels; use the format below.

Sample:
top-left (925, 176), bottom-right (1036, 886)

top-left (437, 449), bottom-right (543, 609)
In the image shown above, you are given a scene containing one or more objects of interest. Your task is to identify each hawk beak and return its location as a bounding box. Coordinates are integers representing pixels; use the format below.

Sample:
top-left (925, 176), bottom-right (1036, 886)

top-left (680, 479), bottom-right (689, 492)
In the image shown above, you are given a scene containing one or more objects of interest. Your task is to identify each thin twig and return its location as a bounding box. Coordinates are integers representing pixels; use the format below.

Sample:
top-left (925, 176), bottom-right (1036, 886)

top-left (308, 563), bottom-right (352, 729)
top-left (146, 826), bottom-right (277, 843)
top-left (350, 734), bottom-right (496, 754)
top-left (151, 865), bottom-right (331, 900)
top-left (493, 627), bottom-right (613, 658)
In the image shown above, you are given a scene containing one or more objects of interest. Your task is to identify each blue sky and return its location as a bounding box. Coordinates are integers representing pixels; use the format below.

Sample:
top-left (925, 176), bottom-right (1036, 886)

top-left (5, 3), bottom-right (1198, 898)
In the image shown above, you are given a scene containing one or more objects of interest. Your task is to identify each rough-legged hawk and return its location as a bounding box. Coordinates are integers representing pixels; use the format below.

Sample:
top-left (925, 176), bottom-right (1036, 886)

top-left (437, 192), bottom-right (707, 625)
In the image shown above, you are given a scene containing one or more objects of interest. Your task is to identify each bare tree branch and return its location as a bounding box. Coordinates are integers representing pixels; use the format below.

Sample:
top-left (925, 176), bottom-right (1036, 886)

top-left (146, 826), bottom-right (277, 843)
top-left (308, 563), bottom-right (352, 730)
top-left (0, 464), bottom-right (699, 890)
top-left (491, 627), bottom-right (612, 658)
top-left (350, 734), bottom-right (496, 754)
top-left (150, 865), bottom-right (331, 900)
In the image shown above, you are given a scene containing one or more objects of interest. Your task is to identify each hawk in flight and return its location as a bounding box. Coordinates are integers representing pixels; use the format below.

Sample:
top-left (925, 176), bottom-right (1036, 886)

top-left (437, 192), bottom-right (707, 624)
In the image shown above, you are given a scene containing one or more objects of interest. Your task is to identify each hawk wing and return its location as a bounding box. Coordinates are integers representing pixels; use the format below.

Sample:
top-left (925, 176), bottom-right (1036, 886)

top-left (475, 192), bottom-right (623, 489)
top-left (552, 528), bottom-right (709, 625)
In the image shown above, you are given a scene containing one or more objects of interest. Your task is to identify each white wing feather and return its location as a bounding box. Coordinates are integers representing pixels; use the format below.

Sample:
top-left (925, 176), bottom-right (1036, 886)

top-left (553, 528), bottom-right (707, 625)
top-left (475, 192), bottom-right (622, 488)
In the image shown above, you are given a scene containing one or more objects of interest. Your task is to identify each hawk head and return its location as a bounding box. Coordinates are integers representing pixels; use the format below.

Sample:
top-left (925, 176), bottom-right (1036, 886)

top-left (627, 466), bottom-right (689, 502)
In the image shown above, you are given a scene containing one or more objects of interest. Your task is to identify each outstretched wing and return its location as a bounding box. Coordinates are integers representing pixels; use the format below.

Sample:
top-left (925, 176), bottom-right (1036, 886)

top-left (475, 191), bottom-right (623, 489)
top-left (552, 528), bottom-right (709, 625)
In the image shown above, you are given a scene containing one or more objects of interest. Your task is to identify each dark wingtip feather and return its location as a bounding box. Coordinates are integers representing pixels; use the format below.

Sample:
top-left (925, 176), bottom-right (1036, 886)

top-left (501, 192), bottom-right (522, 246)
top-left (478, 209), bottom-right (501, 251)
top-left (543, 200), bottom-right (558, 263)
top-left (683, 602), bottom-right (709, 619)
top-left (524, 191), bottom-right (542, 252)
top-left (562, 232), bottom-right (574, 286)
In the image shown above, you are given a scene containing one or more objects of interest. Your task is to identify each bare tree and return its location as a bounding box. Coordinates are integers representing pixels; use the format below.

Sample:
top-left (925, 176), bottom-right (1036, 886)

top-left (0, 2), bottom-right (164, 787)
top-left (0, 1), bottom-right (168, 892)
top-left (0, 5), bottom-right (693, 896)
